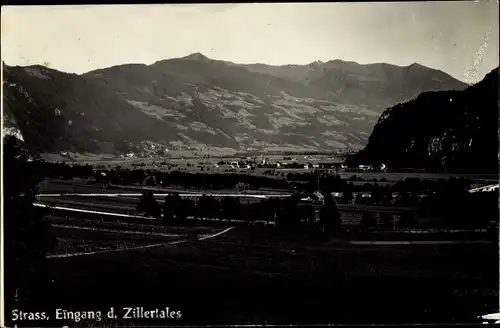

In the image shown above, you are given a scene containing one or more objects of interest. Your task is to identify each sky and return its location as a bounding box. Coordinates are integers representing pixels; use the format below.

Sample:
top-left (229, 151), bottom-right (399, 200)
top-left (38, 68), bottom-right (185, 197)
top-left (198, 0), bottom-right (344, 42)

top-left (2, 2), bottom-right (499, 83)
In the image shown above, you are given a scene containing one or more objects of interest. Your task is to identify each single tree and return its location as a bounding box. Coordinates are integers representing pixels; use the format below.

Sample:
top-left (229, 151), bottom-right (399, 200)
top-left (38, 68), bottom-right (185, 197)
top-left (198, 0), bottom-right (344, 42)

top-left (319, 193), bottom-right (342, 234)
top-left (181, 199), bottom-right (196, 222)
top-left (379, 212), bottom-right (395, 229)
top-left (341, 187), bottom-right (354, 204)
top-left (276, 195), bottom-right (301, 228)
top-left (360, 211), bottom-right (378, 230)
top-left (171, 194), bottom-right (189, 224)
top-left (137, 190), bottom-right (161, 219)
top-left (220, 197), bottom-right (239, 220)
top-left (196, 195), bottom-right (220, 219)
top-left (162, 194), bottom-right (177, 223)
top-left (371, 184), bottom-right (383, 205)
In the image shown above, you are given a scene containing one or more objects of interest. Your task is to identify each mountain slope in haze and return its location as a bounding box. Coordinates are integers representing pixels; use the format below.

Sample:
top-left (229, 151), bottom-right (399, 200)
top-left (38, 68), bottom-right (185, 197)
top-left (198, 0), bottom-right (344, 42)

top-left (3, 64), bottom-right (178, 154)
top-left (82, 53), bottom-right (468, 151)
top-left (229, 60), bottom-right (467, 109)
top-left (3, 54), bottom-right (468, 155)
top-left (346, 67), bottom-right (499, 173)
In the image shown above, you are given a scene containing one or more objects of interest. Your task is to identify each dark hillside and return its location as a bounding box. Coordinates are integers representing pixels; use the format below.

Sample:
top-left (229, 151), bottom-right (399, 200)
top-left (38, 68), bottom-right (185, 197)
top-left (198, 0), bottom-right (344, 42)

top-left (346, 68), bottom-right (499, 173)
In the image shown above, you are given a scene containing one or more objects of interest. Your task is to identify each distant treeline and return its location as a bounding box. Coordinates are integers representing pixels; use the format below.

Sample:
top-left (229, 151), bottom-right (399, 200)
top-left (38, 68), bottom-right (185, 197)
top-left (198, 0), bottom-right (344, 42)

top-left (135, 188), bottom-right (498, 230)
top-left (137, 191), bottom-right (343, 233)
top-left (28, 161), bottom-right (94, 180)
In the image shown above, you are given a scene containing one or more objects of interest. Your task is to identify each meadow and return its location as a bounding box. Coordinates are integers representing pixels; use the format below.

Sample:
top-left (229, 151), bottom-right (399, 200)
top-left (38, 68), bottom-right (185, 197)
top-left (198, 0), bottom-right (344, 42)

top-left (18, 225), bottom-right (496, 327)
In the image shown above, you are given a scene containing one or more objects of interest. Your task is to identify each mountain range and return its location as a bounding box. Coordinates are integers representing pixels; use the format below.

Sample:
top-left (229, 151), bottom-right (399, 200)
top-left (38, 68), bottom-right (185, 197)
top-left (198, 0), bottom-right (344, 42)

top-left (3, 53), bottom-right (468, 156)
top-left (346, 67), bottom-right (499, 173)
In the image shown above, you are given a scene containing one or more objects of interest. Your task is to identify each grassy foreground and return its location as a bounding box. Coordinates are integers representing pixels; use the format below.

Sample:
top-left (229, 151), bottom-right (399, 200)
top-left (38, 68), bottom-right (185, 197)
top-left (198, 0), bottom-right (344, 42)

top-left (7, 226), bottom-right (498, 326)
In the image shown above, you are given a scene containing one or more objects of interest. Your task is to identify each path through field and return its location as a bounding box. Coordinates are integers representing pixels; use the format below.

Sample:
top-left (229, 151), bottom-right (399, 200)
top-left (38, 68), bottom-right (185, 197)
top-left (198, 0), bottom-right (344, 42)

top-left (47, 226), bottom-right (235, 258)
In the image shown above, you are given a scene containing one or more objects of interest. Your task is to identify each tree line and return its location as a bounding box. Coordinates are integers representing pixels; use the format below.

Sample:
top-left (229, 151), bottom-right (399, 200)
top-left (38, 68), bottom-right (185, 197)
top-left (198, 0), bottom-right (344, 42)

top-left (136, 191), bottom-right (343, 234)
top-left (136, 186), bottom-right (498, 230)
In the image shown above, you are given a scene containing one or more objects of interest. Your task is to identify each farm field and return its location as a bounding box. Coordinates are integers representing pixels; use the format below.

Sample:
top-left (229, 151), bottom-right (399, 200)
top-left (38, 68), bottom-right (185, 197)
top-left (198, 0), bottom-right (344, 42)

top-left (22, 225), bottom-right (498, 326)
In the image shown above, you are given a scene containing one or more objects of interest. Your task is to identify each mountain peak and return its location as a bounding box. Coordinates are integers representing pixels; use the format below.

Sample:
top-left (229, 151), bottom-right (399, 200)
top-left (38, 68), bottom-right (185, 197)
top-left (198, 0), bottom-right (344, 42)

top-left (409, 62), bottom-right (425, 69)
top-left (307, 60), bottom-right (324, 67)
top-left (181, 52), bottom-right (211, 61)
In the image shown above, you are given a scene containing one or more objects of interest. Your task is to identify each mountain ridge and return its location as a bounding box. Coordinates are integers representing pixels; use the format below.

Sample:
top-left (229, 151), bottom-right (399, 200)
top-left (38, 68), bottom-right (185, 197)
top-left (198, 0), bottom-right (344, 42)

top-left (3, 55), bottom-right (468, 156)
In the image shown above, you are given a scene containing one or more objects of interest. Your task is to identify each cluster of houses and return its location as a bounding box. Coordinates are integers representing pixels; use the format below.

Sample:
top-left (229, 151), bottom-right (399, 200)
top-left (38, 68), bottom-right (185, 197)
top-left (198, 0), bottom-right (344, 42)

top-left (214, 156), bottom-right (388, 172)
top-left (300, 190), bottom-right (427, 205)
top-left (215, 157), bottom-right (341, 170)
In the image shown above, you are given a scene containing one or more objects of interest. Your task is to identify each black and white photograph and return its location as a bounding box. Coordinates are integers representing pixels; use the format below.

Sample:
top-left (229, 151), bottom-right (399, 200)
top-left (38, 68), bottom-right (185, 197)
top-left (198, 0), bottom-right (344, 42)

top-left (1, 2), bottom-right (499, 326)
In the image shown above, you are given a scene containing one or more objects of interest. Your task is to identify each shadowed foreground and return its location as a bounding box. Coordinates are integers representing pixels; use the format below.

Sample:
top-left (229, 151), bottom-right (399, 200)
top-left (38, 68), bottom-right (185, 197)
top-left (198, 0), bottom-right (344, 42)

top-left (8, 227), bottom-right (498, 326)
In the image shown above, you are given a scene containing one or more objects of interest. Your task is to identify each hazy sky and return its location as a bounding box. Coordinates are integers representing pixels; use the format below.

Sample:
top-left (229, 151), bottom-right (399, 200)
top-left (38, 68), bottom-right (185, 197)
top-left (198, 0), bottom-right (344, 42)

top-left (2, 2), bottom-right (499, 83)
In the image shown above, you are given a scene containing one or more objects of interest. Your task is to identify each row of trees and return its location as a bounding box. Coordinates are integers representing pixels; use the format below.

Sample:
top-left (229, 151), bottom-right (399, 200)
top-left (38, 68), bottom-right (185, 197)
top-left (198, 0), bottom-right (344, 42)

top-left (137, 188), bottom-right (498, 230)
top-left (136, 192), bottom-right (343, 233)
top-left (13, 160), bottom-right (94, 181)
